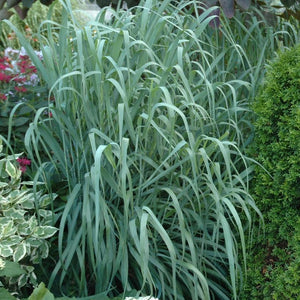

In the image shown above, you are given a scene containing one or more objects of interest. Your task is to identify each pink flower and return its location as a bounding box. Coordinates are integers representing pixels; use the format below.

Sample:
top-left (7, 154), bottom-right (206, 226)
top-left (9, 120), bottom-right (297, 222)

top-left (17, 157), bottom-right (31, 173)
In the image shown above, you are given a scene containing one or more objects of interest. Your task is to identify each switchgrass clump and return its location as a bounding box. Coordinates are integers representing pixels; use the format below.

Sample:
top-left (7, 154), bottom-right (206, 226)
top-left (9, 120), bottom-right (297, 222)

top-left (6, 0), bottom-right (298, 298)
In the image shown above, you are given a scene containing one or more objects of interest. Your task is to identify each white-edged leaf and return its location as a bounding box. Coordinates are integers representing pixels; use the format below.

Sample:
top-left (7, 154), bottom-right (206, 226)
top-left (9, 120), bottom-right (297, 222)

top-left (13, 242), bottom-right (27, 262)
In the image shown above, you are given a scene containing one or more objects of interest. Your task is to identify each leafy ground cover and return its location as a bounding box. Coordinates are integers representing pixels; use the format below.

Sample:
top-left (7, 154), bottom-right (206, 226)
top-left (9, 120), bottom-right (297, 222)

top-left (0, 0), bottom-right (299, 299)
top-left (0, 139), bottom-right (57, 298)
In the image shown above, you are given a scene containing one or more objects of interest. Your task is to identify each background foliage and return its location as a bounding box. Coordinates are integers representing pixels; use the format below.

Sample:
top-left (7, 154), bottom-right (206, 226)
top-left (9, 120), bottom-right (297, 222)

top-left (0, 0), bottom-right (64, 50)
top-left (94, 0), bottom-right (300, 20)
top-left (0, 0), bottom-right (55, 21)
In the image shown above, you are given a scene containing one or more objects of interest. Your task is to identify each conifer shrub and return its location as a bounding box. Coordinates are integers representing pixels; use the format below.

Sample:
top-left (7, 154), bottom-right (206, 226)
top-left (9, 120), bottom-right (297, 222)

top-left (244, 44), bottom-right (300, 298)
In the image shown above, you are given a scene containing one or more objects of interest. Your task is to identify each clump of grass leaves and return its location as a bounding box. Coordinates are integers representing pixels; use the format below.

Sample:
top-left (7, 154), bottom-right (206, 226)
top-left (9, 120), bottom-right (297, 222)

top-left (5, 0), bottom-right (290, 298)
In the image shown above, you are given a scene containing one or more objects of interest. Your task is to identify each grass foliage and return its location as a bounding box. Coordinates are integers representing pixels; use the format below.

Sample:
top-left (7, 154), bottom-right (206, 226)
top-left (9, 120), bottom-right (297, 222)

top-left (4, 0), bottom-right (299, 298)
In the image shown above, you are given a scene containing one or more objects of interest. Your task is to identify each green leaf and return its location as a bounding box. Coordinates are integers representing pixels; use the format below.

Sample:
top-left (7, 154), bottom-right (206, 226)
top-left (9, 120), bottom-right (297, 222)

top-left (0, 236), bottom-right (22, 247)
top-left (5, 160), bottom-right (17, 179)
top-left (0, 8), bottom-right (13, 20)
top-left (22, 0), bottom-right (35, 9)
top-left (13, 242), bottom-right (26, 262)
top-left (0, 288), bottom-right (16, 300)
top-left (28, 282), bottom-right (55, 300)
top-left (0, 182), bottom-right (8, 188)
top-left (219, 0), bottom-right (235, 18)
top-left (0, 220), bottom-right (16, 237)
top-left (0, 244), bottom-right (14, 258)
top-left (96, 0), bottom-right (111, 7)
top-left (236, 0), bottom-right (251, 10)
top-left (3, 208), bottom-right (26, 220)
top-left (34, 226), bottom-right (58, 239)
top-left (0, 261), bottom-right (26, 277)
top-left (11, 117), bottom-right (30, 127)
top-left (21, 198), bottom-right (35, 209)
top-left (281, 0), bottom-right (297, 7)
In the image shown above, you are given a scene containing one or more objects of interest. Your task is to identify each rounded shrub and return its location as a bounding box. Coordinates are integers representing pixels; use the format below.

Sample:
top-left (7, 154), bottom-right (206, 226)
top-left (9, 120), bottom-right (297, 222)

top-left (253, 43), bottom-right (300, 241)
top-left (244, 44), bottom-right (300, 298)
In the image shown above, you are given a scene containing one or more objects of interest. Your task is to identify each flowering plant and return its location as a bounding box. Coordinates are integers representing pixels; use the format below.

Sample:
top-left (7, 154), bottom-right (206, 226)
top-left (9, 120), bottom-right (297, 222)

top-left (0, 47), bottom-right (48, 152)
top-left (0, 47), bottom-right (42, 102)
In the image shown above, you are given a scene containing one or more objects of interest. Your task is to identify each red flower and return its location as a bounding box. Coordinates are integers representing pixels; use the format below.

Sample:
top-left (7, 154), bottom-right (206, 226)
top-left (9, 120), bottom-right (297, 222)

top-left (16, 157), bottom-right (31, 173)
top-left (0, 72), bottom-right (12, 83)
top-left (19, 55), bottom-right (29, 60)
top-left (0, 93), bottom-right (7, 100)
top-left (17, 60), bottom-right (30, 73)
top-left (14, 86), bottom-right (27, 93)
top-left (28, 65), bottom-right (37, 73)
top-left (12, 76), bottom-right (27, 83)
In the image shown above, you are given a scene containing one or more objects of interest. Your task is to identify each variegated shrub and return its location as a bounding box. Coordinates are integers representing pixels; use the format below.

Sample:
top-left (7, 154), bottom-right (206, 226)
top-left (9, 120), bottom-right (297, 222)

top-left (0, 139), bottom-right (57, 292)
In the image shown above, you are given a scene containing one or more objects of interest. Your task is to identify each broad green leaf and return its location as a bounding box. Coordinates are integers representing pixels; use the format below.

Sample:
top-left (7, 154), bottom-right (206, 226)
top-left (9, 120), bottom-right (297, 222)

top-left (0, 236), bottom-right (22, 247)
top-left (38, 209), bottom-right (54, 224)
top-left (236, 0), bottom-right (251, 10)
top-left (21, 198), bottom-right (35, 209)
top-left (281, 0), bottom-right (297, 7)
top-left (0, 244), bottom-right (14, 257)
top-left (219, 0), bottom-right (235, 18)
top-left (0, 261), bottom-right (26, 277)
top-left (33, 226), bottom-right (58, 239)
top-left (17, 222), bottom-right (32, 235)
top-left (26, 237), bottom-right (43, 247)
top-left (10, 117), bottom-right (30, 127)
top-left (28, 216), bottom-right (38, 231)
top-left (0, 182), bottom-right (8, 188)
top-left (3, 208), bottom-right (26, 220)
top-left (28, 282), bottom-right (55, 300)
top-left (0, 220), bottom-right (16, 237)
top-left (38, 194), bottom-right (57, 207)
top-left (22, 0), bottom-right (35, 8)
top-left (5, 160), bottom-right (17, 179)
top-left (0, 287), bottom-right (16, 299)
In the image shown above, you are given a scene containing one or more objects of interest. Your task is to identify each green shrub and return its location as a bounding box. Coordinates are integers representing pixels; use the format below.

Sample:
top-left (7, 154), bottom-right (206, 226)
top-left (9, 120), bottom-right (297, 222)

top-left (252, 43), bottom-right (300, 241)
top-left (0, 139), bottom-right (58, 297)
top-left (244, 44), bottom-right (300, 299)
